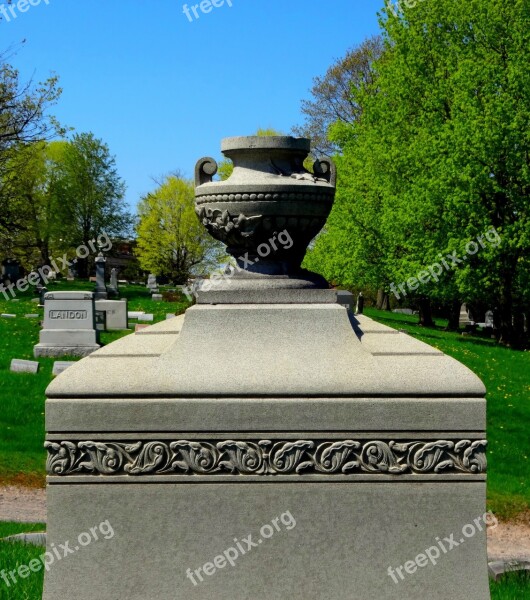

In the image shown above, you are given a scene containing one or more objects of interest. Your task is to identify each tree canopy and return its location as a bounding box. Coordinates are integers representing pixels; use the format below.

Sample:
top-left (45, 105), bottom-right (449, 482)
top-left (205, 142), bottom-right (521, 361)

top-left (135, 175), bottom-right (224, 283)
top-left (304, 0), bottom-right (530, 346)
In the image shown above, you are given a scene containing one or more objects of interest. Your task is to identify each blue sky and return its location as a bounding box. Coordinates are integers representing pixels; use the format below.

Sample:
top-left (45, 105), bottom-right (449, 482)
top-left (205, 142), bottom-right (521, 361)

top-left (2, 0), bottom-right (383, 210)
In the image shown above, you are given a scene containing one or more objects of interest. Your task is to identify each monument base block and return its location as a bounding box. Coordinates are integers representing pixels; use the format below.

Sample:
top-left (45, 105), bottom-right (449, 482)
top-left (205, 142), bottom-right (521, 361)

top-left (44, 306), bottom-right (489, 599)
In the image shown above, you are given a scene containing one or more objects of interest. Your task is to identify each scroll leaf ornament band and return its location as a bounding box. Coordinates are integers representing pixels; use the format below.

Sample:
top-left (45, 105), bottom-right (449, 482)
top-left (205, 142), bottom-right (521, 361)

top-left (45, 439), bottom-right (487, 477)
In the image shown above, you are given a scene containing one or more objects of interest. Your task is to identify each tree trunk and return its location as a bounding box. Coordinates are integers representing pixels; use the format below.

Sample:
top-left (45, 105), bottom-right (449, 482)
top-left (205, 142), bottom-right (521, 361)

top-left (376, 288), bottom-right (385, 310)
top-left (418, 297), bottom-right (435, 327)
top-left (445, 300), bottom-right (461, 331)
top-left (497, 263), bottom-right (521, 348)
top-left (77, 257), bottom-right (89, 280)
top-left (381, 293), bottom-right (390, 311)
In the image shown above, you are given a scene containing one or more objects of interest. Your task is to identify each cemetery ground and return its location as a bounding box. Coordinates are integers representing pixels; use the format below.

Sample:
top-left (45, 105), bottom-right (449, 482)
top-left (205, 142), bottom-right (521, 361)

top-left (0, 293), bottom-right (529, 597)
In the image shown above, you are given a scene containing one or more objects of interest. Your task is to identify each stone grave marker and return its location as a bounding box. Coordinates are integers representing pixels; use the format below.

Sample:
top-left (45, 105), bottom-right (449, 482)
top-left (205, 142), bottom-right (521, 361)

top-left (95, 310), bottom-right (107, 332)
top-left (138, 313), bottom-right (154, 322)
top-left (356, 291), bottom-right (364, 314)
top-left (108, 268), bottom-right (119, 297)
top-left (459, 303), bottom-right (472, 328)
top-left (53, 361), bottom-right (76, 377)
top-left (128, 311), bottom-right (145, 320)
top-left (10, 359), bottom-right (39, 374)
top-left (94, 253), bottom-right (108, 300)
top-left (336, 290), bottom-right (354, 313)
top-left (34, 291), bottom-right (100, 357)
top-left (95, 299), bottom-right (128, 330)
top-left (25, 314), bottom-right (40, 319)
top-left (147, 273), bottom-right (159, 293)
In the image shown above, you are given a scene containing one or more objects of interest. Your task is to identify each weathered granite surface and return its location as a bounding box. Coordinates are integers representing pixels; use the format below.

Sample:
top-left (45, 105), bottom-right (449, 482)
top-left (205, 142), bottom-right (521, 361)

top-left (44, 304), bottom-right (489, 600)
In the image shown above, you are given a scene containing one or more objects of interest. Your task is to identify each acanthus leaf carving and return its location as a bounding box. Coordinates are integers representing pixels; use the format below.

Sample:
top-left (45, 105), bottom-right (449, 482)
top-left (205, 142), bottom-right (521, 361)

top-left (45, 438), bottom-right (487, 477)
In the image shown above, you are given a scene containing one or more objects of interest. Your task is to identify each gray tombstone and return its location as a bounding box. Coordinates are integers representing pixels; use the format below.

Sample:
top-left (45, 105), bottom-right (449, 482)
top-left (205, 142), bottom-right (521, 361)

top-left (147, 273), bottom-right (159, 293)
top-left (356, 291), bottom-right (365, 315)
top-left (10, 359), bottom-right (39, 374)
top-left (38, 286), bottom-right (48, 307)
top-left (95, 300), bottom-right (128, 331)
top-left (42, 137), bottom-right (489, 600)
top-left (94, 253), bottom-right (108, 300)
top-left (484, 310), bottom-right (494, 330)
top-left (67, 265), bottom-right (77, 281)
top-left (34, 291), bottom-right (100, 357)
top-left (53, 362), bottom-right (76, 377)
top-left (95, 310), bottom-right (107, 332)
top-left (336, 290), bottom-right (354, 313)
top-left (108, 268), bottom-right (119, 297)
top-left (459, 303), bottom-right (472, 328)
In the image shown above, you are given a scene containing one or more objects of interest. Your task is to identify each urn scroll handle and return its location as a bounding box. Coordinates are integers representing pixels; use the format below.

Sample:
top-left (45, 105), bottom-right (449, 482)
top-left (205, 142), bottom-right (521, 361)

top-left (195, 157), bottom-right (219, 187)
top-left (313, 159), bottom-right (337, 187)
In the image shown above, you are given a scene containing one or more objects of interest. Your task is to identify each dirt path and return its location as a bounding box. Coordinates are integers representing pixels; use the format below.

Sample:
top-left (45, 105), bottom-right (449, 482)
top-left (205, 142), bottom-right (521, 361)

top-left (0, 486), bottom-right (529, 561)
top-left (0, 486), bottom-right (46, 523)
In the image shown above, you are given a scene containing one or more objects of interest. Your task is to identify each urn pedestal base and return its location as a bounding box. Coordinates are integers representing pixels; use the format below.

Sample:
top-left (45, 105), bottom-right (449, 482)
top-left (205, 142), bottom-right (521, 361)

top-left (43, 305), bottom-right (490, 600)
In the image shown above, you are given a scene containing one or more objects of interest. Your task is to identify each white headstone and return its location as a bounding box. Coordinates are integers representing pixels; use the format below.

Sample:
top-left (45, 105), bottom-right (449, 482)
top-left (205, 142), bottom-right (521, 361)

top-left (1, 314), bottom-right (16, 319)
top-left (10, 359), bottom-right (39, 374)
top-left (138, 314), bottom-right (154, 322)
top-left (128, 311), bottom-right (145, 319)
top-left (95, 300), bottom-right (128, 330)
top-left (53, 361), bottom-right (77, 376)
top-left (33, 291), bottom-right (100, 358)
top-left (459, 303), bottom-right (471, 327)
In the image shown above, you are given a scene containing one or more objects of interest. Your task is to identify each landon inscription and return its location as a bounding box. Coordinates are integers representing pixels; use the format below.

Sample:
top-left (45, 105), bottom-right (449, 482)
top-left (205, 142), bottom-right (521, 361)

top-left (49, 310), bottom-right (88, 320)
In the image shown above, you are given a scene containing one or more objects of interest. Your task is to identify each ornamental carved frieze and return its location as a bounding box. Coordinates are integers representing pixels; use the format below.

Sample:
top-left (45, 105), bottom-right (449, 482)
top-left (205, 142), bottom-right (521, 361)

top-left (45, 438), bottom-right (487, 477)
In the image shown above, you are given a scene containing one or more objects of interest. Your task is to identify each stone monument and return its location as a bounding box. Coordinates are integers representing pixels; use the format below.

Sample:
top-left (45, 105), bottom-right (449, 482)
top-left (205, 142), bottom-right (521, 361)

top-left (43, 137), bottom-right (489, 600)
top-left (34, 291), bottom-right (100, 357)
top-left (108, 268), bottom-right (119, 297)
top-left (95, 299), bottom-right (128, 330)
top-left (147, 273), bottom-right (159, 293)
top-left (94, 253), bottom-right (108, 300)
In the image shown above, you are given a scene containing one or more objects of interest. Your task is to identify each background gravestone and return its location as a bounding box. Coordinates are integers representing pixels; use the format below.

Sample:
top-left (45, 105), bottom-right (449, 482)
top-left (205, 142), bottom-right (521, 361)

top-left (34, 291), bottom-right (100, 357)
top-left (94, 253), bottom-right (108, 300)
top-left (95, 299), bottom-right (128, 330)
top-left (108, 268), bottom-right (119, 297)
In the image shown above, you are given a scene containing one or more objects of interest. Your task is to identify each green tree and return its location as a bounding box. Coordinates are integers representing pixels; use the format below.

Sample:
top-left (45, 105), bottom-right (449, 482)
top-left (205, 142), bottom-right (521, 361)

top-left (0, 50), bottom-right (62, 233)
top-left (306, 0), bottom-right (530, 345)
top-left (135, 175), bottom-right (223, 283)
top-left (53, 133), bottom-right (132, 277)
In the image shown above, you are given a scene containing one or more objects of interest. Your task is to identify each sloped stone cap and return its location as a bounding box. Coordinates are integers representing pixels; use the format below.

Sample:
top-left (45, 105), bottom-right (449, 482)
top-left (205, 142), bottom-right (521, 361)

top-left (44, 291), bottom-right (94, 301)
top-left (46, 306), bottom-right (486, 399)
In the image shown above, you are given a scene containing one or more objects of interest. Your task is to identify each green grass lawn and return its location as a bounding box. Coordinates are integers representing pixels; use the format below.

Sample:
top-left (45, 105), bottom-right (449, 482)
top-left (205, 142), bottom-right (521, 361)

top-left (0, 279), bottom-right (189, 487)
top-left (0, 521), bottom-right (527, 599)
top-left (365, 308), bottom-right (530, 519)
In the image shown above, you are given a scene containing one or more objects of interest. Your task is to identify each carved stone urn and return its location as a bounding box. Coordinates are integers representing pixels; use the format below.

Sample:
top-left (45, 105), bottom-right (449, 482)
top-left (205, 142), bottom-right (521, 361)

top-left (195, 136), bottom-right (336, 290)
